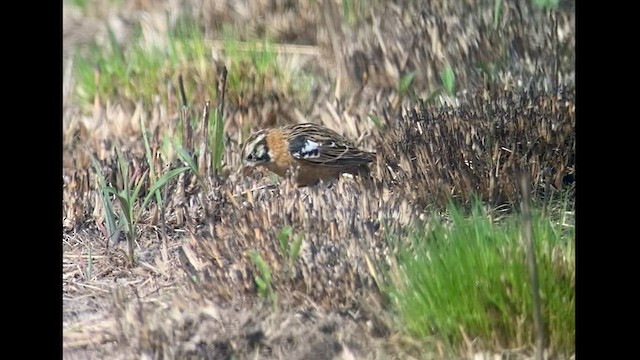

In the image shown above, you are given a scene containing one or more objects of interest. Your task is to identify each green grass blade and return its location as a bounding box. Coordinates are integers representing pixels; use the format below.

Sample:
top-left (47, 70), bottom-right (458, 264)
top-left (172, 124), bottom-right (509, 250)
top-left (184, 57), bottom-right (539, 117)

top-left (140, 166), bottom-right (190, 212)
top-left (254, 276), bottom-right (267, 297)
top-left (115, 144), bottom-right (130, 195)
top-left (141, 115), bottom-right (163, 210)
top-left (278, 225), bottom-right (293, 255)
top-left (533, 0), bottom-right (559, 9)
top-left (130, 170), bottom-right (149, 205)
top-left (106, 26), bottom-right (125, 63)
top-left (368, 115), bottom-right (382, 130)
top-left (101, 185), bottom-right (119, 197)
top-left (173, 142), bottom-right (198, 173)
top-left (90, 153), bottom-right (119, 243)
top-left (290, 232), bottom-right (304, 263)
top-left (173, 139), bottom-right (209, 190)
top-left (114, 192), bottom-right (131, 225)
top-left (249, 250), bottom-right (272, 285)
top-left (441, 65), bottom-right (456, 96)
top-left (493, 0), bottom-right (503, 29)
top-left (211, 111), bottom-right (225, 174)
top-left (399, 71), bottom-right (416, 95)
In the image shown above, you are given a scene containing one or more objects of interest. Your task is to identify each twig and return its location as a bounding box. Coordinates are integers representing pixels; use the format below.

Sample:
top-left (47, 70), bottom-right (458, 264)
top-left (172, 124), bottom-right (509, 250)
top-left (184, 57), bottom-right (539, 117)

top-left (322, 0), bottom-right (347, 98)
top-left (198, 101), bottom-right (211, 180)
top-left (74, 282), bottom-right (111, 293)
top-left (175, 76), bottom-right (189, 227)
top-left (217, 66), bottom-right (227, 125)
top-left (552, 9), bottom-right (559, 93)
top-left (63, 254), bottom-right (108, 259)
top-left (225, 188), bottom-right (242, 211)
top-left (178, 74), bottom-right (192, 150)
top-left (160, 180), bottom-right (169, 266)
top-left (175, 171), bottom-right (187, 227)
top-left (213, 66), bottom-right (228, 178)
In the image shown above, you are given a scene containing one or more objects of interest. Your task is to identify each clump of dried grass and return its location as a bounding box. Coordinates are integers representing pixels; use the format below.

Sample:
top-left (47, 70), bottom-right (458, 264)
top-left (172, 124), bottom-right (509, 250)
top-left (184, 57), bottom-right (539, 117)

top-left (310, 0), bottom-right (575, 105)
top-left (375, 86), bottom-right (575, 209)
top-left (110, 293), bottom-right (391, 359)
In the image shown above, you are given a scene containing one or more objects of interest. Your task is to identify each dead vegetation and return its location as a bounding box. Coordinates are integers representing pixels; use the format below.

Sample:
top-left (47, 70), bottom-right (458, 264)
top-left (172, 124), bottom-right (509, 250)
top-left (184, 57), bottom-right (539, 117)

top-left (63, 0), bottom-right (575, 358)
top-left (377, 87), bottom-right (575, 208)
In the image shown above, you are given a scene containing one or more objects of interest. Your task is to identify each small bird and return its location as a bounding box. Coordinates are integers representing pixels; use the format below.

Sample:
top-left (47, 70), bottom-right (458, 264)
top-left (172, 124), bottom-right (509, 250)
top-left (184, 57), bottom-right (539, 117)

top-left (241, 123), bottom-right (376, 186)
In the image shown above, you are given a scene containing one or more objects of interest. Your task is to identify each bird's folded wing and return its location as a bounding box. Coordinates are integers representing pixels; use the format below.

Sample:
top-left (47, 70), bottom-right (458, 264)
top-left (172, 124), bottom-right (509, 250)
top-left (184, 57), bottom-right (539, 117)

top-left (289, 135), bottom-right (374, 167)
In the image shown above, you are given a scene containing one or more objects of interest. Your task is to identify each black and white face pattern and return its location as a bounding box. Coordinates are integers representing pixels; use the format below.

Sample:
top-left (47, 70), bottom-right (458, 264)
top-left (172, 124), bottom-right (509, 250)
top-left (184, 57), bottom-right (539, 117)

top-left (243, 132), bottom-right (270, 166)
top-left (289, 135), bottom-right (325, 159)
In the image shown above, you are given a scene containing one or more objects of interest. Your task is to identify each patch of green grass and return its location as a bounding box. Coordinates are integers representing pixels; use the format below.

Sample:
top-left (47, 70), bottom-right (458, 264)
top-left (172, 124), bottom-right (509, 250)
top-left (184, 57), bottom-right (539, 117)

top-left (341, 0), bottom-right (369, 26)
top-left (74, 19), bottom-right (210, 110)
top-left (248, 226), bottom-right (304, 307)
top-left (277, 225), bottom-right (304, 268)
top-left (368, 114), bottom-right (383, 130)
top-left (493, 0), bottom-right (503, 29)
top-left (67, 0), bottom-right (87, 9)
top-left (389, 200), bottom-right (574, 355)
top-left (221, 26), bottom-right (312, 104)
top-left (533, 0), bottom-right (559, 10)
top-left (398, 71), bottom-right (416, 97)
top-left (73, 17), bottom-right (312, 115)
top-left (174, 138), bottom-right (206, 189)
top-left (418, 65), bottom-right (457, 106)
top-left (249, 250), bottom-right (278, 305)
top-left (66, 0), bottom-right (123, 12)
top-left (210, 108), bottom-right (225, 176)
top-left (92, 140), bottom-right (189, 264)
top-left (91, 152), bottom-right (121, 245)
top-left (440, 64), bottom-right (456, 97)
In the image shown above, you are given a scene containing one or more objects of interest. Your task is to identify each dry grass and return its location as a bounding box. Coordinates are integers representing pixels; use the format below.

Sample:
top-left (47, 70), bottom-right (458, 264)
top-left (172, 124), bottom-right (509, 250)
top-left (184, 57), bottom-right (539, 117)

top-left (378, 88), bottom-right (575, 208)
top-left (63, 0), bottom-right (575, 358)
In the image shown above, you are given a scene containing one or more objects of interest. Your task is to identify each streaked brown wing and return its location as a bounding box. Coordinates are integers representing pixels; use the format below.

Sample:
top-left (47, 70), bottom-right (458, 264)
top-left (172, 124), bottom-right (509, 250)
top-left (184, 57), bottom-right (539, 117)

top-left (286, 123), bottom-right (374, 168)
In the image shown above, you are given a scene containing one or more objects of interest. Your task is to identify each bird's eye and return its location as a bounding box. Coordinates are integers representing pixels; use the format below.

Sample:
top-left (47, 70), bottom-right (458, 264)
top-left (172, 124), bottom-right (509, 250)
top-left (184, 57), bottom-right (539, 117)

top-left (247, 153), bottom-right (254, 160)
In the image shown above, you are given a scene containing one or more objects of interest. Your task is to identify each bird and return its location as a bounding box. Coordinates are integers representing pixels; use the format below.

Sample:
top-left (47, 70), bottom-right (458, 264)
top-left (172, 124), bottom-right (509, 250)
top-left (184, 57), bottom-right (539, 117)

top-left (241, 122), bottom-right (376, 186)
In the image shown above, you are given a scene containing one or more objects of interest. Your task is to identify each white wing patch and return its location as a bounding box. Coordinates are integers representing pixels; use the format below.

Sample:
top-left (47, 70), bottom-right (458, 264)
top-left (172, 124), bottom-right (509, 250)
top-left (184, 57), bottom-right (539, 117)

top-left (292, 139), bottom-right (322, 159)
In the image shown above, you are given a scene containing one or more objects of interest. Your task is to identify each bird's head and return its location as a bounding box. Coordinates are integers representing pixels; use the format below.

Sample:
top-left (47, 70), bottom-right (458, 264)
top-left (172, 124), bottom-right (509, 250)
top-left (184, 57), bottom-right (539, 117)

top-left (240, 130), bottom-right (271, 174)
